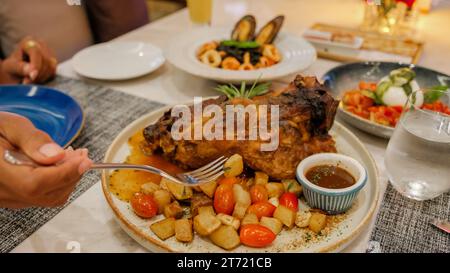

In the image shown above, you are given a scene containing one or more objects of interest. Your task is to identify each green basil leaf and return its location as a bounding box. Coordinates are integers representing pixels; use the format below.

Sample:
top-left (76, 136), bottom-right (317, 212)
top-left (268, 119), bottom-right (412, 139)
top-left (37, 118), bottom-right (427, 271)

top-left (424, 85), bottom-right (449, 103)
top-left (221, 40), bottom-right (260, 49)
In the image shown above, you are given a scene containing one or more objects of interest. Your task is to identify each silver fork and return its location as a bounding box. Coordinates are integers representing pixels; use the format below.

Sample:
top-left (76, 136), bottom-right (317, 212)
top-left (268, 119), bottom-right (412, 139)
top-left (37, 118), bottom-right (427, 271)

top-left (3, 149), bottom-right (227, 186)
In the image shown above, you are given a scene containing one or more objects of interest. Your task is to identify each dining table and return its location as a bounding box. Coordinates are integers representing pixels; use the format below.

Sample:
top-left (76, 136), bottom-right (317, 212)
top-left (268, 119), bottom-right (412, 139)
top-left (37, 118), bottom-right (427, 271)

top-left (9, 0), bottom-right (450, 253)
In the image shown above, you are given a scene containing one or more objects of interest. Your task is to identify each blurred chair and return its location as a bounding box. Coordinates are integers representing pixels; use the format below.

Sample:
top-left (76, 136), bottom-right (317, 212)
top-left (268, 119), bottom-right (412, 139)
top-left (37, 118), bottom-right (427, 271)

top-left (0, 0), bottom-right (150, 62)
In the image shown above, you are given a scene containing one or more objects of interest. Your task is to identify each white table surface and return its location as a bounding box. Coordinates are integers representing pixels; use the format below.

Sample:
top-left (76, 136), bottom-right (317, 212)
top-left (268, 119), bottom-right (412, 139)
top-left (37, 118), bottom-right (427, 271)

top-left (12, 0), bottom-right (450, 253)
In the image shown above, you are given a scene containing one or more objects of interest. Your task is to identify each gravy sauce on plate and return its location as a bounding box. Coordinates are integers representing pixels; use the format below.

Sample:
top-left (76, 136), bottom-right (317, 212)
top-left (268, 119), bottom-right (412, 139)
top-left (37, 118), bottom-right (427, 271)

top-left (109, 130), bottom-right (183, 201)
top-left (305, 165), bottom-right (356, 189)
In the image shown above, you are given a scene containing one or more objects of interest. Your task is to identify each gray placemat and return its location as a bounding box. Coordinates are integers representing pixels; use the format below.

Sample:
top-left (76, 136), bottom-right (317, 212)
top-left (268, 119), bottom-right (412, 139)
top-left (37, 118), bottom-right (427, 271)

top-left (0, 76), bottom-right (164, 253)
top-left (370, 184), bottom-right (449, 253)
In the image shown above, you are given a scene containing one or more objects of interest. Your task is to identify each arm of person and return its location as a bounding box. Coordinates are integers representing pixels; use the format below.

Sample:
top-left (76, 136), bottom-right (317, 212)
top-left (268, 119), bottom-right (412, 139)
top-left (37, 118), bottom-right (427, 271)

top-left (0, 112), bottom-right (91, 208)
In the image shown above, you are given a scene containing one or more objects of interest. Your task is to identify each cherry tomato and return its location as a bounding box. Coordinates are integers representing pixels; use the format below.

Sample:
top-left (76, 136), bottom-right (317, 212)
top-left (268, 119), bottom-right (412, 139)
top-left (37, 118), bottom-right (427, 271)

top-left (214, 184), bottom-right (235, 215)
top-left (247, 202), bottom-right (276, 219)
top-left (130, 192), bottom-right (158, 218)
top-left (250, 185), bottom-right (268, 203)
top-left (279, 192), bottom-right (298, 211)
top-left (218, 176), bottom-right (239, 186)
top-left (240, 224), bottom-right (276, 248)
top-left (359, 81), bottom-right (377, 91)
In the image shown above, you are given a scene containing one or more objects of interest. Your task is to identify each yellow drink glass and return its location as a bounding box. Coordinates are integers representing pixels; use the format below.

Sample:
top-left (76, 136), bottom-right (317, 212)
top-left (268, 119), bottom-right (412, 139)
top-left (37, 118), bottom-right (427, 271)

top-left (187, 0), bottom-right (212, 25)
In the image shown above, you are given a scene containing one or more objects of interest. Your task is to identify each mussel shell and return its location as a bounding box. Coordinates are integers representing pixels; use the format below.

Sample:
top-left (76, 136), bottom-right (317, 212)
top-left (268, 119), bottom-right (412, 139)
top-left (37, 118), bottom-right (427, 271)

top-left (254, 15), bottom-right (285, 45)
top-left (231, 15), bottom-right (256, 42)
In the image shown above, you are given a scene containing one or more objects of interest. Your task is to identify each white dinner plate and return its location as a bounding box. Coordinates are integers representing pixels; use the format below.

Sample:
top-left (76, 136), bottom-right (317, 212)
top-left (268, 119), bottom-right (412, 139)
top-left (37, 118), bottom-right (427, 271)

top-left (101, 103), bottom-right (380, 253)
top-left (72, 41), bottom-right (165, 80)
top-left (166, 28), bottom-right (316, 83)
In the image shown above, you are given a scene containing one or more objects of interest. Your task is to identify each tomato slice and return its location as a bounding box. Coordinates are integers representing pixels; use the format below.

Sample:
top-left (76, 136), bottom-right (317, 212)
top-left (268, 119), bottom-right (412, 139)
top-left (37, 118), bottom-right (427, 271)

top-left (130, 192), bottom-right (158, 219)
top-left (279, 192), bottom-right (298, 211)
top-left (214, 184), bottom-right (235, 215)
top-left (247, 202), bottom-right (276, 219)
top-left (218, 176), bottom-right (239, 186)
top-left (240, 224), bottom-right (276, 248)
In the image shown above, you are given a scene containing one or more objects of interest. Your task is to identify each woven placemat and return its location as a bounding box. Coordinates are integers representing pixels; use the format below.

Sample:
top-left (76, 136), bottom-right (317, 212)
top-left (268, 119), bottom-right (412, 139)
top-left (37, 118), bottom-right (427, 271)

top-left (0, 76), bottom-right (164, 253)
top-left (370, 184), bottom-right (449, 253)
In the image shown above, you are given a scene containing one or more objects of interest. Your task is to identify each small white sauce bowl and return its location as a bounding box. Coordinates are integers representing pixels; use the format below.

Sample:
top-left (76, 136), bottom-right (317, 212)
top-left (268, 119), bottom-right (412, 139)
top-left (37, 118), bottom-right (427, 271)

top-left (296, 153), bottom-right (367, 214)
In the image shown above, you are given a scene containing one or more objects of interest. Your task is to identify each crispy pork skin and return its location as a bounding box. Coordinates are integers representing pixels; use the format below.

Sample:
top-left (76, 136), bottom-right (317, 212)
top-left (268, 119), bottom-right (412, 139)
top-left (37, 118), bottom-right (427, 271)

top-left (143, 75), bottom-right (339, 179)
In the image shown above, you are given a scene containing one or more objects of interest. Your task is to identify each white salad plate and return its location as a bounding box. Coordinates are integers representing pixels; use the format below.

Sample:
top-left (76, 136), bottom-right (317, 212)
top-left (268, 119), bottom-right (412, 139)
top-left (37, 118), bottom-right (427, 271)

top-left (73, 41), bottom-right (165, 80)
top-left (166, 28), bottom-right (316, 83)
top-left (101, 103), bottom-right (380, 253)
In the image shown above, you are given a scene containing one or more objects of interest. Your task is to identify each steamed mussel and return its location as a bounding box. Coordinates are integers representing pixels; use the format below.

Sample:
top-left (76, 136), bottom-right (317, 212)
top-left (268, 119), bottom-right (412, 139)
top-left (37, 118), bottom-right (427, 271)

top-left (231, 15), bottom-right (256, 42)
top-left (254, 15), bottom-right (285, 45)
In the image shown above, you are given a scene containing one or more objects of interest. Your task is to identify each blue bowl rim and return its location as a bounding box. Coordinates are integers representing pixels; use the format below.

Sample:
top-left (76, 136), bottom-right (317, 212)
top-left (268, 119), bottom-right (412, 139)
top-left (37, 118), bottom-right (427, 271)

top-left (0, 84), bottom-right (85, 147)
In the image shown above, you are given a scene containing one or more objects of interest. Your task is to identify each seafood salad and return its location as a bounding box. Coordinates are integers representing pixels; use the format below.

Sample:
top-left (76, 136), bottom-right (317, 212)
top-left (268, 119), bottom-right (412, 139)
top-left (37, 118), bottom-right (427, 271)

top-left (197, 15), bottom-right (284, 70)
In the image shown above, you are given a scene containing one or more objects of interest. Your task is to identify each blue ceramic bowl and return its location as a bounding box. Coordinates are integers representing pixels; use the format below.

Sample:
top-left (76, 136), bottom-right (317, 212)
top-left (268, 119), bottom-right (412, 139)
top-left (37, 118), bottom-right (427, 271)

top-left (0, 85), bottom-right (84, 147)
top-left (296, 153), bottom-right (367, 215)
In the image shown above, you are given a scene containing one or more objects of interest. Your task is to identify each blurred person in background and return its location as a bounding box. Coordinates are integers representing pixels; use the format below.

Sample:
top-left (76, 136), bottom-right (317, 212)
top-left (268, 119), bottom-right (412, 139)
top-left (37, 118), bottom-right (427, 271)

top-left (0, 0), bottom-right (152, 208)
top-left (0, 0), bottom-right (149, 62)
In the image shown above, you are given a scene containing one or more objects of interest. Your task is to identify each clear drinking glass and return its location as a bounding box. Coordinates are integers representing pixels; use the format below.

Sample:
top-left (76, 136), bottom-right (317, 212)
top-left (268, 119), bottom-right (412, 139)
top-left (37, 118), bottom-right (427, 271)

top-left (187, 0), bottom-right (213, 26)
top-left (385, 89), bottom-right (450, 200)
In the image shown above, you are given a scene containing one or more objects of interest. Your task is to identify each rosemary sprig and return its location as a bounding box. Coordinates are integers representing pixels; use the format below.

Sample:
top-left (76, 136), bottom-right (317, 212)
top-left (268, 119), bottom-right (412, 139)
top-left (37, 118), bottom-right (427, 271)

top-left (214, 77), bottom-right (271, 99)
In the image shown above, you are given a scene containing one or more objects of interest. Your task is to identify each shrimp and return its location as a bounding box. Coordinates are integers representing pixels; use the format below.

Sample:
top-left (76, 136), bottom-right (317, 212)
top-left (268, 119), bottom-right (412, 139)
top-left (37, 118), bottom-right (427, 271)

top-left (255, 56), bottom-right (275, 68)
top-left (197, 41), bottom-right (219, 57)
top-left (262, 44), bottom-right (281, 62)
top-left (221, 57), bottom-right (240, 70)
top-left (200, 49), bottom-right (222, 67)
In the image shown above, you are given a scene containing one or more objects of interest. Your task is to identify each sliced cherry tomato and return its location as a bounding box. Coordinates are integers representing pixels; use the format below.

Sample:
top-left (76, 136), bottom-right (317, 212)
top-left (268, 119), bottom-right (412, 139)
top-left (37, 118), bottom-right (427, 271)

top-left (130, 192), bottom-right (158, 218)
top-left (247, 202), bottom-right (276, 219)
top-left (214, 184), bottom-right (235, 215)
top-left (359, 81), bottom-right (377, 91)
top-left (218, 176), bottom-right (239, 186)
top-left (279, 192), bottom-right (298, 211)
top-left (250, 185), bottom-right (268, 203)
top-left (392, 105), bottom-right (403, 113)
top-left (240, 224), bottom-right (276, 248)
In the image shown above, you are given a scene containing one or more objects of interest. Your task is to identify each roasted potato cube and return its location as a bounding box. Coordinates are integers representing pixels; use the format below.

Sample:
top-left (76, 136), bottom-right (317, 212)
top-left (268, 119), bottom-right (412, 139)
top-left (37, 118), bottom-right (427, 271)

top-left (241, 213), bottom-right (259, 226)
top-left (232, 184), bottom-right (251, 219)
top-left (165, 179), bottom-right (193, 200)
top-left (281, 179), bottom-right (303, 197)
top-left (224, 154), bottom-right (244, 177)
top-left (150, 217), bottom-right (175, 240)
top-left (232, 203), bottom-right (249, 220)
top-left (233, 184), bottom-right (251, 206)
top-left (141, 182), bottom-right (160, 195)
top-left (163, 201), bottom-right (184, 219)
top-left (260, 216), bottom-right (283, 235)
top-left (153, 189), bottom-right (171, 214)
top-left (175, 219), bottom-right (193, 242)
top-left (309, 212), bottom-right (327, 233)
top-left (216, 213), bottom-right (240, 230)
top-left (190, 193), bottom-right (213, 216)
top-left (268, 197), bottom-right (279, 207)
top-left (273, 205), bottom-right (296, 228)
top-left (199, 180), bottom-right (218, 198)
top-left (265, 182), bottom-right (285, 198)
top-left (159, 177), bottom-right (170, 191)
top-left (193, 213), bottom-right (221, 236)
top-left (198, 206), bottom-right (216, 216)
top-left (209, 225), bottom-right (241, 250)
top-left (254, 172), bottom-right (269, 186)
top-left (295, 211), bottom-right (312, 228)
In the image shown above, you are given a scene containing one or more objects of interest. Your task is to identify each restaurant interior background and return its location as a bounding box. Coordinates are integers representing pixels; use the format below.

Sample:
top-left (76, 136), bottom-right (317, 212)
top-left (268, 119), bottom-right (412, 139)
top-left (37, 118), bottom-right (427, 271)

top-left (0, 0), bottom-right (449, 254)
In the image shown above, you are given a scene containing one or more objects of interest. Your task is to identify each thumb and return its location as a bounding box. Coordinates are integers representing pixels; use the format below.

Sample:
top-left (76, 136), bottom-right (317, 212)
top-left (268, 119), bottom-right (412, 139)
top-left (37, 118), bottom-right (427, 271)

top-left (0, 112), bottom-right (65, 165)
